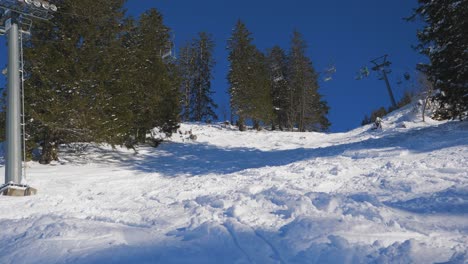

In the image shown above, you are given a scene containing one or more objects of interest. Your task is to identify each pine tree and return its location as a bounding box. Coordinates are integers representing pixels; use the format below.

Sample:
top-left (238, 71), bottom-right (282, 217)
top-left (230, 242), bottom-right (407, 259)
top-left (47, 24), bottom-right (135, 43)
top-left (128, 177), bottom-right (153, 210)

top-left (227, 20), bottom-right (273, 130)
top-left (23, 0), bottom-right (129, 163)
top-left (125, 9), bottom-right (180, 144)
top-left (267, 46), bottom-right (290, 130)
top-left (21, 2), bottom-right (181, 163)
top-left (190, 32), bottom-right (218, 122)
top-left (178, 42), bottom-right (195, 122)
top-left (227, 20), bottom-right (254, 130)
top-left (178, 32), bottom-right (218, 122)
top-left (411, 0), bottom-right (468, 120)
top-left (288, 31), bottom-right (330, 132)
top-left (249, 50), bottom-right (274, 130)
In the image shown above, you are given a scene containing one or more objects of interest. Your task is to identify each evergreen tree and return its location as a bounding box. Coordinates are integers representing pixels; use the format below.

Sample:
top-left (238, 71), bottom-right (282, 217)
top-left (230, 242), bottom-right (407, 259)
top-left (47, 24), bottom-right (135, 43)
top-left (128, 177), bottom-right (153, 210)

top-left (178, 42), bottom-right (195, 122)
top-left (20, 2), bottom-right (180, 163)
top-left (227, 20), bottom-right (254, 130)
top-left (288, 31), bottom-right (330, 132)
top-left (411, 0), bottom-right (468, 120)
top-left (190, 32), bottom-right (218, 122)
top-left (227, 20), bottom-right (273, 130)
top-left (249, 50), bottom-right (274, 130)
top-left (178, 32), bottom-right (218, 122)
top-left (267, 46), bottom-right (290, 130)
top-left (124, 9), bottom-right (180, 144)
top-left (24, 0), bottom-right (129, 163)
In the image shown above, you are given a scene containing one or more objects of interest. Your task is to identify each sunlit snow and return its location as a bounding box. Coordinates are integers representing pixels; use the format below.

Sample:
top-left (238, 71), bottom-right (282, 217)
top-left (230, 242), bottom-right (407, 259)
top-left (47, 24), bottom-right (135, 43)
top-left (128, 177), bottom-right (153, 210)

top-left (0, 105), bottom-right (467, 263)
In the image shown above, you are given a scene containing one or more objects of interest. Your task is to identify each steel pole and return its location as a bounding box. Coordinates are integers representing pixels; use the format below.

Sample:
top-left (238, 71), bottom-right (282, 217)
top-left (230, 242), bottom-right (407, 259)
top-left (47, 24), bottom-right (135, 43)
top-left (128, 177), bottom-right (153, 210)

top-left (5, 17), bottom-right (22, 184)
top-left (382, 70), bottom-right (397, 108)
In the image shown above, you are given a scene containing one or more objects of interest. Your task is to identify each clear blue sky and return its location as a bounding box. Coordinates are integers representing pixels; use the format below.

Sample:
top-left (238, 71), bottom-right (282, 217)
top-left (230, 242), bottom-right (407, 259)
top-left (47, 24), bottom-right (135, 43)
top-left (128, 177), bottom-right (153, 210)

top-left (0, 0), bottom-right (424, 132)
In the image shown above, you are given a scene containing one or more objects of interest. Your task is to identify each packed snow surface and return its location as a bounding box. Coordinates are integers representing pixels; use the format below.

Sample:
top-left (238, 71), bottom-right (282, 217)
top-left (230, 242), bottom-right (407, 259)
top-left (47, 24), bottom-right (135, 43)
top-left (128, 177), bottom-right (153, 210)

top-left (1, 106), bottom-right (467, 263)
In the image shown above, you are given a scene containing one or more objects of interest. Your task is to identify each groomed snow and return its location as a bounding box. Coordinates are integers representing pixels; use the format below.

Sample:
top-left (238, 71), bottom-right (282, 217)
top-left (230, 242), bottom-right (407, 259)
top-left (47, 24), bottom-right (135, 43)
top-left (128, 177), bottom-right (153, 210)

top-left (1, 105), bottom-right (467, 263)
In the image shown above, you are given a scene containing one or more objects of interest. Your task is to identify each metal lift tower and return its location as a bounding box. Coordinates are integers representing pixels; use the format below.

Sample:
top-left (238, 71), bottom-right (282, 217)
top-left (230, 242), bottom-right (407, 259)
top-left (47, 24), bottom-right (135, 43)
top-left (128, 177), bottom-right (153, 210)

top-left (0, 0), bottom-right (56, 196)
top-left (370, 55), bottom-right (397, 108)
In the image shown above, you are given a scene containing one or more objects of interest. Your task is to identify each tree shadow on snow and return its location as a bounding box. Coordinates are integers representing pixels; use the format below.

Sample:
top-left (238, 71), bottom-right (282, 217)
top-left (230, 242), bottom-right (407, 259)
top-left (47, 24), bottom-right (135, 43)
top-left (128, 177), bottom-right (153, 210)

top-left (384, 187), bottom-right (468, 215)
top-left (0, 121), bottom-right (465, 176)
top-left (119, 121), bottom-right (467, 176)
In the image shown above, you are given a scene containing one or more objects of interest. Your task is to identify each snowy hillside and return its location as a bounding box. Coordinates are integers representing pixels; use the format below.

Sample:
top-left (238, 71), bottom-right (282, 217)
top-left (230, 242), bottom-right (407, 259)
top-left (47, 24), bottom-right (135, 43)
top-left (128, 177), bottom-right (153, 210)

top-left (1, 106), bottom-right (467, 264)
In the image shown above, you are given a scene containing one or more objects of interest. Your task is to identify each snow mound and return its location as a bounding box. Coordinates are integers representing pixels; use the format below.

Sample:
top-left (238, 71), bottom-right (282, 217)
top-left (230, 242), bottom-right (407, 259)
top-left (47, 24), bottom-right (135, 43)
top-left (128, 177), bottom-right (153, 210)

top-left (0, 106), bottom-right (467, 263)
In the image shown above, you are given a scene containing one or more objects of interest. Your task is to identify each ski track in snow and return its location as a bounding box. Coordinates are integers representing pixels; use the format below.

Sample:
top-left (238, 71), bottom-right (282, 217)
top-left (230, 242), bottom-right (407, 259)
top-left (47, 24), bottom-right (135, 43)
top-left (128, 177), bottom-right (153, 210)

top-left (0, 105), bottom-right (467, 263)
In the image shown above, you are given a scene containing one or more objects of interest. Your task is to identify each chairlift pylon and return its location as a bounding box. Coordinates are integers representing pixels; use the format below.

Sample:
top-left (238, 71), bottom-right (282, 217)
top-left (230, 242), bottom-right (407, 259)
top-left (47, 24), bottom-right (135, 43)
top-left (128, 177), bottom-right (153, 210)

top-left (0, 0), bottom-right (58, 196)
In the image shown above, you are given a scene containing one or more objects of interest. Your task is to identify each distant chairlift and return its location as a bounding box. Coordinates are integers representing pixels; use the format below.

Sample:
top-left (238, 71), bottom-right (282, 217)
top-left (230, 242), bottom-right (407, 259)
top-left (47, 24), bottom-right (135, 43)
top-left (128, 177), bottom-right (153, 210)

top-left (323, 64), bottom-right (336, 82)
top-left (355, 66), bottom-right (370, 80)
top-left (161, 49), bottom-right (173, 60)
top-left (273, 75), bottom-right (284, 83)
top-left (161, 32), bottom-right (177, 61)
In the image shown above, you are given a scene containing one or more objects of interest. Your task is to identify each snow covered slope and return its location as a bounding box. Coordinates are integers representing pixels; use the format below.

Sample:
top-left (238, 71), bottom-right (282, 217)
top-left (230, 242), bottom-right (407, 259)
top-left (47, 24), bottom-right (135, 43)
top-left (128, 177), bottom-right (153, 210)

top-left (1, 106), bottom-right (467, 264)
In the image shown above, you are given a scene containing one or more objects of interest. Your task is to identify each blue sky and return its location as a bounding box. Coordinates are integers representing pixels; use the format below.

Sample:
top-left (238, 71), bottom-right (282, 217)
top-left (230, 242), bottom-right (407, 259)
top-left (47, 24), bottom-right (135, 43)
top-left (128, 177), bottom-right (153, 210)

top-left (0, 0), bottom-right (424, 132)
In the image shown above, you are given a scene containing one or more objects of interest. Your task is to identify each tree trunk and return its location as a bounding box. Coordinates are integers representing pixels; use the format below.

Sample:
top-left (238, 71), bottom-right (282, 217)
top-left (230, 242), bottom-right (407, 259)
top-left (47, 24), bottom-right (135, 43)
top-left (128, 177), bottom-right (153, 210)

top-left (253, 119), bottom-right (260, 131)
top-left (185, 80), bottom-right (190, 121)
top-left (40, 130), bottom-right (58, 164)
top-left (238, 116), bottom-right (246, 131)
top-left (422, 98), bottom-right (427, 122)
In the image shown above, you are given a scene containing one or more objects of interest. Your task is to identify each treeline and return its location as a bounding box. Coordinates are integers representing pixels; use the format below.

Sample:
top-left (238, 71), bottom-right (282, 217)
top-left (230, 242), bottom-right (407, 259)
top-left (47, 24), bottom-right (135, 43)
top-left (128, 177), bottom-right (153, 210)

top-left (5, 2), bottom-right (330, 164)
top-left (22, 1), bottom-right (180, 163)
top-left (227, 21), bottom-right (330, 132)
top-left (177, 20), bottom-right (331, 131)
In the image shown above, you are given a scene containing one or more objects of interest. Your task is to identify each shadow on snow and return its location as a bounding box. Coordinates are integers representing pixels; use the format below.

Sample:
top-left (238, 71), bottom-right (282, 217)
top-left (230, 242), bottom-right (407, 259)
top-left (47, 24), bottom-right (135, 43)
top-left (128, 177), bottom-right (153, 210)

top-left (120, 121), bottom-right (468, 177)
top-left (384, 186), bottom-right (468, 215)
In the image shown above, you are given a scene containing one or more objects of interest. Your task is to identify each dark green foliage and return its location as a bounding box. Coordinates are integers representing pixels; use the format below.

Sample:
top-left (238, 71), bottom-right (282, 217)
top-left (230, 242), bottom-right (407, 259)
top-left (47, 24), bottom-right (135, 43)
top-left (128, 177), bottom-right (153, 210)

top-left (267, 46), bottom-right (290, 130)
top-left (248, 50), bottom-right (274, 129)
top-left (23, 0), bottom-right (124, 163)
top-left (122, 9), bottom-right (180, 144)
top-left (227, 24), bottom-right (330, 132)
top-left (192, 32), bottom-right (218, 122)
top-left (178, 32), bottom-right (218, 122)
top-left (227, 20), bottom-right (253, 131)
top-left (178, 42), bottom-right (195, 122)
top-left (411, 0), bottom-right (468, 120)
top-left (18, 1), bottom-right (180, 163)
top-left (266, 35), bottom-right (331, 132)
top-left (227, 20), bottom-right (273, 130)
top-left (288, 31), bottom-right (330, 132)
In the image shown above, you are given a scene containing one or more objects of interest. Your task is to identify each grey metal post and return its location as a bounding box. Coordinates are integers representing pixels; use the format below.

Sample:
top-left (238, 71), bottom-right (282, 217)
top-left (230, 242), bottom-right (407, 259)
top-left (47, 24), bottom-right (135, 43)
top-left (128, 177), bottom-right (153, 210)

top-left (382, 70), bottom-right (397, 108)
top-left (370, 55), bottom-right (398, 109)
top-left (5, 16), bottom-right (22, 184)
